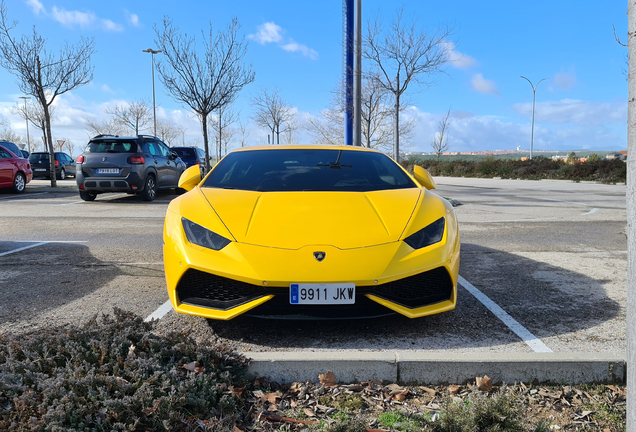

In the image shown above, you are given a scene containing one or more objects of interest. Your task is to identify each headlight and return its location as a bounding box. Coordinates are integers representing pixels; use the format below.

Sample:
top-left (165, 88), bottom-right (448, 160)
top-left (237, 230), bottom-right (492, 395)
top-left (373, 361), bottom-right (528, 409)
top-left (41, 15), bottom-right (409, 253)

top-left (403, 217), bottom-right (445, 249)
top-left (182, 218), bottom-right (231, 251)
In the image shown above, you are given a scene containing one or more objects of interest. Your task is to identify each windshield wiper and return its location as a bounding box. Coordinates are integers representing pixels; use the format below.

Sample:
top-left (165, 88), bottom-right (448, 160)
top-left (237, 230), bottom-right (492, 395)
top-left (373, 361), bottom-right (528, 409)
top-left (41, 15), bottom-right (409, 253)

top-left (316, 150), bottom-right (352, 169)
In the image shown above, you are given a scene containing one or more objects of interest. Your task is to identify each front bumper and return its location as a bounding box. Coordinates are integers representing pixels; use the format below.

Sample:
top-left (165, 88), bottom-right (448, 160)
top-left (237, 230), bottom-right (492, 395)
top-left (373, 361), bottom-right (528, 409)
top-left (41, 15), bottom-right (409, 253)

top-left (164, 209), bottom-right (460, 320)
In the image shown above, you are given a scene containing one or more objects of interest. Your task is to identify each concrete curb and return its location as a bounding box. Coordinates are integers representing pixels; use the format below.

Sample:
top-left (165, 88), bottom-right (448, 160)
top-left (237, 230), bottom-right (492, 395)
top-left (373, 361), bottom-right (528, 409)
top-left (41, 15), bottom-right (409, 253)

top-left (246, 352), bottom-right (626, 385)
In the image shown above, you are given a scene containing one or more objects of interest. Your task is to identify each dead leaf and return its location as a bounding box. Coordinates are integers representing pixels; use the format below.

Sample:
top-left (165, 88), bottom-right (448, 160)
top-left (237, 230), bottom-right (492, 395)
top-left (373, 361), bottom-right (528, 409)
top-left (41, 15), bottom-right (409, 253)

top-left (233, 425), bottom-right (243, 432)
top-left (520, 382), bottom-right (527, 390)
top-left (318, 371), bottom-right (336, 387)
top-left (182, 361), bottom-right (204, 375)
top-left (260, 391), bottom-right (283, 404)
top-left (419, 386), bottom-right (437, 396)
top-left (229, 386), bottom-right (245, 398)
top-left (290, 400), bottom-right (298, 407)
top-left (476, 375), bottom-right (493, 393)
top-left (448, 385), bottom-right (460, 395)
top-left (267, 404), bottom-right (278, 412)
top-left (392, 389), bottom-right (408, 402)
top-left (290, 382), bottom-right (303, 393)
top-left (303, 408), bottom-right (315, 417)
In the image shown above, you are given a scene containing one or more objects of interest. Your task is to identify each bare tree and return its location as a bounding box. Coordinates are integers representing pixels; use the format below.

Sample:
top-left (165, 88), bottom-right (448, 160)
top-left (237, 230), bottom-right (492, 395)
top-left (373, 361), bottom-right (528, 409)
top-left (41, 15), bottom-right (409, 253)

top-left (211, 106), bottom-right (238, 160)
top-left (431, 108), bottom-right (451, 161)
top-left (105, 99), bottom-right (152, 135)
top-left (13, 98), bottom-right (55, 148)
top-left (251, 87), bottom-right (293, 144)
top-left (84, 117), bottom-right (126, 137)
top-left (364, 8), bottom-right (452, 162)
top-left (306, 77), bottom-right (415, 151)
top-left (0, 1), bottom-right (95, 186)
top-left (154, 17), bottom-right (255, 172)
top-left (156, 120), bottom-right (181, 145)
top-left (0, 115), bottom-right (20, 143)
top-left (237, 117), bottom-right (250, 147)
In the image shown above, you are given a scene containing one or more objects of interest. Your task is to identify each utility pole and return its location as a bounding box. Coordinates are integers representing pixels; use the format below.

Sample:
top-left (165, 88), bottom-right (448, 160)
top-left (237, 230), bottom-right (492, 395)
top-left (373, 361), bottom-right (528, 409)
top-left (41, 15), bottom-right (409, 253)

top-left (353, 0), bottom-right (362, 146)
top-left (18, 96), bottom-right (30, 153)
top-left (626, 2), bottom-right (635, 429)
top-left (519, 76), bottom-right (547, 160)
top-left (343, 0), bottom-right (353, 146)
top-left (142, 48), bottom-right (162, 137)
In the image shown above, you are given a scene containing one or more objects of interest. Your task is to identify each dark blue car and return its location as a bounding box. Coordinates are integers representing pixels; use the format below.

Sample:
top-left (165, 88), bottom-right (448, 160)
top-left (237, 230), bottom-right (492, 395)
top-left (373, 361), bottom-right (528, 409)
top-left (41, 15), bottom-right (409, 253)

top-left (171, 147), bottom-right (206, 175)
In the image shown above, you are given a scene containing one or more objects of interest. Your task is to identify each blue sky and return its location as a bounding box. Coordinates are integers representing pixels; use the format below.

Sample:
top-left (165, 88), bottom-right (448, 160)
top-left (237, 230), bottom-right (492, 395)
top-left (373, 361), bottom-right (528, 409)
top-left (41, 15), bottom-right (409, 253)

top-left (0, 0), bottom-right (627, 155)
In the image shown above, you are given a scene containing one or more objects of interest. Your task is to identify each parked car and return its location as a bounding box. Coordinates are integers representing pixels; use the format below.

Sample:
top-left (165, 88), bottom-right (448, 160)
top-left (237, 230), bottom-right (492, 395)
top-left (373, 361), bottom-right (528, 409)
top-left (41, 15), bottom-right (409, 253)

top-left (0, 144), bottom-right (32, 193)
top-left (29, 152), bottom-right (76, 180)
top-left (20, 150), bottom-right (29, 158)
top-left (0, 140), bottom-right (25, 159)
top-left (170, 146), bottom-right (206, 176)
top-left (76, 134), bottom-right (186, 202)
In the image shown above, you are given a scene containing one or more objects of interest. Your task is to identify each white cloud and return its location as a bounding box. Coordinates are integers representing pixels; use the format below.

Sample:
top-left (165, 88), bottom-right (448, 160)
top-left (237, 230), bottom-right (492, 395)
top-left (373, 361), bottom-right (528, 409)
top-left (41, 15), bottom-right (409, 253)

top-left (442, 41), bottom-right (477, 69)
top-left (471, 73), bottom-right (499, 95)
top-left (50, 6), bottom-right (96, 28)
top-left (248, 22), bottom-right (283, 44)
top-left (281, 41), bottom-right (318, 60)
top-left (248, 21), bottom-right (318, 60)
top-left (125, 10), bottom-right (140, 27)
top-left (102, 19), bottom-right (123, 32)
top-left (513, 99), bottom-right (626, 126)
top-left (551, 71), bottom-right (577, 91)
top-left (25, 0), bottom-right (45, 15)
top-left (101, 84), bottom-right (115, 94)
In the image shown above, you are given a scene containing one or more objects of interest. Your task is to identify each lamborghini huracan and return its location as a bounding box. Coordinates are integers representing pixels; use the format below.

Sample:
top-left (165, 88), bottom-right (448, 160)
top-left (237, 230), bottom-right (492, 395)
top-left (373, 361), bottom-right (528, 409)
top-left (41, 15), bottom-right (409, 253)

top-left (163, 145), bottom-right (460, 320)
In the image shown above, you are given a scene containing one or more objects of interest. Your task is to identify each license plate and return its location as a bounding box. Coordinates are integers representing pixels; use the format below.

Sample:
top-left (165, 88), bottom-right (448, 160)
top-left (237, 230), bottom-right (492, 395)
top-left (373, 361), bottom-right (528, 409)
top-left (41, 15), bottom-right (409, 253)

top-left (35, 168), bottom-right (46, 171)
top-left (290, 283), bottom-right (355, 305)
top-left (97, 168), bottom-right (119, 174)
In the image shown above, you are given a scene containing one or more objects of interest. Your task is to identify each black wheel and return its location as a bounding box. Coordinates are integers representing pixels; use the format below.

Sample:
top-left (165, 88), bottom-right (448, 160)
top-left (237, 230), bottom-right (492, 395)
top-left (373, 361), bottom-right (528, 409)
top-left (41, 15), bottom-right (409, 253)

top-left (11, 172), bottom-right (26, 193)
top-left (58, 168), bottom-right (66, 180)
top-left (141, 175), bottom-right (156, 202)
top-left (175, 187), bottom-right (186, 195)
top-left (79, 191), bottom-right (96, 201)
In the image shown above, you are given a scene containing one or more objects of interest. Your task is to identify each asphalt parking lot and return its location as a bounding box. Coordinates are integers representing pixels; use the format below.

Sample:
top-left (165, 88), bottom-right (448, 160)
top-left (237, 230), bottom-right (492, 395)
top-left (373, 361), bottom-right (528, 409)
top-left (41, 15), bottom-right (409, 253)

top-left (0, 177), bottom-right (626, 357)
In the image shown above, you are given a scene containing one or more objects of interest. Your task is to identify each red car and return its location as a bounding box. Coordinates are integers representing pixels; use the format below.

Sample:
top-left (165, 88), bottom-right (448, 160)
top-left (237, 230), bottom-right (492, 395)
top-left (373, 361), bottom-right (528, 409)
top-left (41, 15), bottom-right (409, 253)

top-left (0, 144), bottom-right (33, 193)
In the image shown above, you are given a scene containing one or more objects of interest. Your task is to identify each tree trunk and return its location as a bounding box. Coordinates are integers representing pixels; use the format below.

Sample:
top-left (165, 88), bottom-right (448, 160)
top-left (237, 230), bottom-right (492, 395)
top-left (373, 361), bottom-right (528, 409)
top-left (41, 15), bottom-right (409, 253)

top-left (218, 109), bottom-right (222, 160)
top-left (202, 113), bottom-right (210, 173)
top-left (393, 93), bottom-right (400, 162)
top-left (37, 57), bottom-right (57, 188)
top-left (276, 123), bottom-right (280, 144)
top-left (626, 1), bottom-right (636, 428)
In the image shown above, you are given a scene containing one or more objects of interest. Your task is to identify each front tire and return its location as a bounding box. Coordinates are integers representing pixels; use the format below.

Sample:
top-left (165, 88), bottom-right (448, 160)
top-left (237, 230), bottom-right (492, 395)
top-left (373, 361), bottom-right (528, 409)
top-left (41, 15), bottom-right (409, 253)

top-left (11, 172), bottom-right (26, 193)
top-left (79, 191), bottom-right (96, 201)
top-left (141, 175), bottom-right (156, 202)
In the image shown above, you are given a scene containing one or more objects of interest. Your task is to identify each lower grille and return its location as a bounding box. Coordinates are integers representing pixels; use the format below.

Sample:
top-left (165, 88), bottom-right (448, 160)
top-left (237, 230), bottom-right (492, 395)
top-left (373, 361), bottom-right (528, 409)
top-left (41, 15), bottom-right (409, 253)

top-left (176, 269), bottom-right (266, 310)
top-left (114, 181), bottom-right (127, 187)
top-left (85, 181), bottom-right (96, 187)
top-left (368, 267), bottom-right (453, 308)
top-left (99, 181), bottom-right (111, 187)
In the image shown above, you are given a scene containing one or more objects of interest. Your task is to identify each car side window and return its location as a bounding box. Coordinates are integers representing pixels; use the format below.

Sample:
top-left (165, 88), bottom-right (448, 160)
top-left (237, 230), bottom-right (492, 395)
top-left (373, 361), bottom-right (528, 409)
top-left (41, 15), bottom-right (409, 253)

top-left (146, 142), bottom-right (158, 156)
top-left (0, 148), bottom-right (10, 158)
top-left (157, 142), bottom-right (170, 158)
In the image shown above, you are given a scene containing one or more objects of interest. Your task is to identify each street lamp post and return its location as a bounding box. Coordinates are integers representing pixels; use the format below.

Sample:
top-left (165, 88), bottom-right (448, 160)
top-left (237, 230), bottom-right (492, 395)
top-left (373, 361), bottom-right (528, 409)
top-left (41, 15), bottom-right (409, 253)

top-left (142, 48), bottom-right (162, 137)
top-left (520, 76), bottom-right (548, 160)
top-left (18, 96), bottom-right (30, 153)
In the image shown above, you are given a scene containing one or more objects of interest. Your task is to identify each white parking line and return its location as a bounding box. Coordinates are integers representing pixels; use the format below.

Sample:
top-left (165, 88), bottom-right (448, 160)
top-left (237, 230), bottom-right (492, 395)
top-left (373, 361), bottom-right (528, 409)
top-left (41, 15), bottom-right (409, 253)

top-left (0, 192), bottom-right (48, 200)
top-left (582, 208), bottom-right (598, 216)
top-left (61, 193), bottom-right (129, 205)
top-left (458, 275), bottom-right (552, 353)
top-left (144, 300), bottom-right (173, 322)
top-left (0, 242), bottom-right (48, 257)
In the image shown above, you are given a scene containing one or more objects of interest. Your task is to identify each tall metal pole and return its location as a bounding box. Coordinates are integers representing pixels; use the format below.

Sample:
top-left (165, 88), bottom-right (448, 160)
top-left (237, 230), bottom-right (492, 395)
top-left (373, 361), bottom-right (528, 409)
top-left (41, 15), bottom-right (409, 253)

top-left (344, 0), bottom-right (354, 146)
top-left (143, 48), bottom-right (162, 137)
top-left (353, 0), bottom-right (362, 146)
top-left (520, 76), bottom-right (547, 160)
top-left (19, 96), bottom-right (30, 153)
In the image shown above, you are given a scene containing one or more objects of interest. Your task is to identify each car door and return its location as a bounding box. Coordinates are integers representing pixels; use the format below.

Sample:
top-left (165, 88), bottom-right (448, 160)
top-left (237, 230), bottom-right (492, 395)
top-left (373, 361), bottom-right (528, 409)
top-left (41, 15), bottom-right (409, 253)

top-left (156, 141), bottom-right (180, 187)
top-left (0, 147), bottom-right (13, 187)
top-left (63, 153), bottom-right (76, 176)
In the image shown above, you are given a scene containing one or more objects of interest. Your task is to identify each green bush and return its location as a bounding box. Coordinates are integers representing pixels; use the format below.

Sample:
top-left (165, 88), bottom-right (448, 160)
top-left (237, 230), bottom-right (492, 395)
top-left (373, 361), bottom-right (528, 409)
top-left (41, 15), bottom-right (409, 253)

top-left (0, 309), bottom-right (248, 431)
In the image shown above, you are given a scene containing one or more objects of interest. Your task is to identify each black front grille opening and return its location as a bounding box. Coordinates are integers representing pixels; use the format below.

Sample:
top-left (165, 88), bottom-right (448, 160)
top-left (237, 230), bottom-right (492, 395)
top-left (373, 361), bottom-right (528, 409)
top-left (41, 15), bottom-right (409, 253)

top-left (368, 266), bottom-right (453, 308)
top-left (176, 269), bottom-right (267, 310)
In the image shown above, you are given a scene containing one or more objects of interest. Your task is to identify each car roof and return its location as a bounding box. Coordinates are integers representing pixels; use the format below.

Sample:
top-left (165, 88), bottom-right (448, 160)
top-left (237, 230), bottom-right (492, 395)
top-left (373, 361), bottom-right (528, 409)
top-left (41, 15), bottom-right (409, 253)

top-left (228, 145), bottom-right (385, 154)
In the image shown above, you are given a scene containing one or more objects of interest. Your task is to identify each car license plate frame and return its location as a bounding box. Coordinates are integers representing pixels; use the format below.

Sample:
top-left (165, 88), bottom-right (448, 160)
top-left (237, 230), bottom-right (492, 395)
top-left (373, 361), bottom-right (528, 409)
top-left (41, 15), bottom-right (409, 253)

top-left (34, 168), bottom-right (46, 171)
top-left (97, 168), bottom-right (120, 174)
top-left (289, 283), bottom-right (355, 305)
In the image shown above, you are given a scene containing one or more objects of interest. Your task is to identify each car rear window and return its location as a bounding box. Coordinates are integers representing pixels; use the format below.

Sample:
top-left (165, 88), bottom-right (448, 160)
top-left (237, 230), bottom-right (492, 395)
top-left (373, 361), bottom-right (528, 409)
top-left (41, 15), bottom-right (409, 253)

top-left (29, 153), bottom-right (49, 162)
top-left (203, 149), bottom-right (416, 192)
top-left (173, 148), bottom-right (196, 158)
top-left (85, 141), bottom-right (139, 153)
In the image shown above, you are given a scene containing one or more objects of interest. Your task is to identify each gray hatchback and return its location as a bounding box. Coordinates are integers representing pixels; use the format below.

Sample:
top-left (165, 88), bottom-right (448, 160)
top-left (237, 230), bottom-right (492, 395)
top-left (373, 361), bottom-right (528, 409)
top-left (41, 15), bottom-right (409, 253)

top-left (76, 135), bottom-right (186, 202)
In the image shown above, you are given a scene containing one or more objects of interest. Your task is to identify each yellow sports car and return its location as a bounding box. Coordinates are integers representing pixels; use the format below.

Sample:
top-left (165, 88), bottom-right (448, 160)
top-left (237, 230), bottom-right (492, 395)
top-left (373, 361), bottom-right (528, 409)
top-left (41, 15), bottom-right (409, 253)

top-left (163, 145), bottom-right (460, 320)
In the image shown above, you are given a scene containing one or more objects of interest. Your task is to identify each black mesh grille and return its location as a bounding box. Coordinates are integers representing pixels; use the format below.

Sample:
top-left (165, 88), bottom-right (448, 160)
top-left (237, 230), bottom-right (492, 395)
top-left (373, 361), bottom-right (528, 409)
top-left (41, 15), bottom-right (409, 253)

top-left (176, 269), bottom-right (266, 310)
top-left (368, 267), bottom-right (452, 308)
top-left (114, 181), bottom-right (127, 187)
top-left (99, 181), bottom-right (111, 187)
top-left (85, 181), bottom-right (96, 187)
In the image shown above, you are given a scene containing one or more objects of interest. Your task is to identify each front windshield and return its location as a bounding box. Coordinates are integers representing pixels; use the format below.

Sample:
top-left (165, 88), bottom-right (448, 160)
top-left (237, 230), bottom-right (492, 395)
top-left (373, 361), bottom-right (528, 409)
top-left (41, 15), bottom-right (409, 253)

top-left (203, 149), bottom-right (416, 192)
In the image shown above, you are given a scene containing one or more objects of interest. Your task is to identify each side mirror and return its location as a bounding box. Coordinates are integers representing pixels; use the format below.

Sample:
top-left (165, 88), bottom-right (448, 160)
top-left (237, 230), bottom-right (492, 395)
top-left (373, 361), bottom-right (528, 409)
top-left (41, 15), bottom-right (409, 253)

top-left (413, 165), bottom-right (436, 190)
top-left (178, 165), bottom-right (202, 192)
top-left (170, 151), bottom-right (178, 160)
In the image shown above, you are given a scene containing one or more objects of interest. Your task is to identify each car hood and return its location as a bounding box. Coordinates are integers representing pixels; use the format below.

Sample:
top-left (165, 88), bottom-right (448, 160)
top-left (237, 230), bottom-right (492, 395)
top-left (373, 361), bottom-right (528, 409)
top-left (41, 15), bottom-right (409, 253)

top-left (199, 188), bottom-right (422, 249)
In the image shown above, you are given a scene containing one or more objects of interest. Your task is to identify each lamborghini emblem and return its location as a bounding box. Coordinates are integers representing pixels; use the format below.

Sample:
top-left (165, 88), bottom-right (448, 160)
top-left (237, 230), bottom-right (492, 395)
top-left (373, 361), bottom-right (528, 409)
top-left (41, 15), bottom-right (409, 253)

top-left (313, 251), bottom-right (326, 262)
